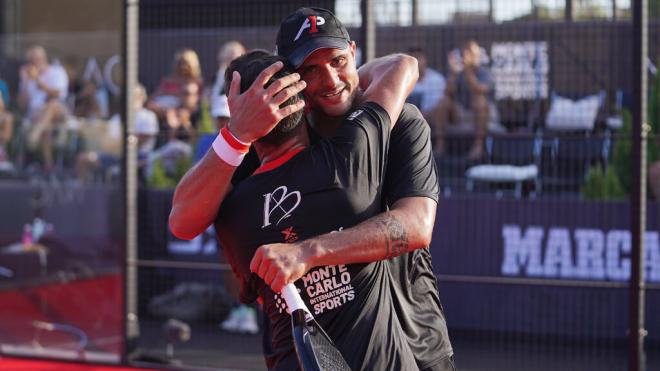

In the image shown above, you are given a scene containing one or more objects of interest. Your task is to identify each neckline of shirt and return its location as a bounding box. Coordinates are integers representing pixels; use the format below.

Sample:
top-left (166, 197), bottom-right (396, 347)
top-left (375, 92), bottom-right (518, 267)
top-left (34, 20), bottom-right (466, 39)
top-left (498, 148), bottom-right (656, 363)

top-left (253, 146), bottom-right (306, 175)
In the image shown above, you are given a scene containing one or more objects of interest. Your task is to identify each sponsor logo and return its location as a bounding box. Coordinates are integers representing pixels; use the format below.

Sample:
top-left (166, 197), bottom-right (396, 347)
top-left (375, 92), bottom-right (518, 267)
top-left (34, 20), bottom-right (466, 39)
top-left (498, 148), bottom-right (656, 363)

top-left (346, 109), bottom-right (363, 121)
top-left (501, 225), bottom-right (660, 282)
top-left (281, 226), bottom-right (299, 243)
top-left (302, 265), bottom-right (355, 315)
top-left (262, 186), bottom-right (301, 228)
top-left (294, 15), bottom-right (325, 41)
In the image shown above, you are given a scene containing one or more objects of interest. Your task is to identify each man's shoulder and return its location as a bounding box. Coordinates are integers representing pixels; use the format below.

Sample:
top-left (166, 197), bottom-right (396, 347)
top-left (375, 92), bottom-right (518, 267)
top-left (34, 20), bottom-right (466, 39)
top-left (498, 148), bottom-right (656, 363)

top-left (341, 101), bottom-right (390, 129)
top-left (397, 103), bottom-right (424, 123)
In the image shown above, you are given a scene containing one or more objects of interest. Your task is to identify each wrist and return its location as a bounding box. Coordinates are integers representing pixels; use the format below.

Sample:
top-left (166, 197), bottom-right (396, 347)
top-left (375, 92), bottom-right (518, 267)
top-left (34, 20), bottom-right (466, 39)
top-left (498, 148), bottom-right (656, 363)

top-left (212, 126), bottom-right (251, 166)
top-left (300, 239), bottom-right (325, 269)
top-left (226, 121), bottom-right (254, 144)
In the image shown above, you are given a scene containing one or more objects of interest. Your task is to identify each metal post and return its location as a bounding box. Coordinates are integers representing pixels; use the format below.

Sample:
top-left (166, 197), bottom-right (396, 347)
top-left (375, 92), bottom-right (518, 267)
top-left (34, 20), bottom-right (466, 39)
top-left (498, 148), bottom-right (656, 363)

top-left (565, 0), bottom-right (573, 21)
top-left (1, 0), bottom-right (21, 57)
top-left (122, 0), bottom-right (140, 362)
top-left (630, 1), bottom-right (648, 371)
top-left (412, 0), bottom-right (419, 26)
top-left (613, 0), bottom-right (618, 21)
top-left (360, 0), bottom-right (375, 64)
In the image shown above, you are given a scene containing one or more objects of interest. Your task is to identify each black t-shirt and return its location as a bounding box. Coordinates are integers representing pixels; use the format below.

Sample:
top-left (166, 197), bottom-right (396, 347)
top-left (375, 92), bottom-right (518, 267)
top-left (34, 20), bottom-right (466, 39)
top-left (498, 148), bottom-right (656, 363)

top-left (216, 102), bottom-right (417, 371)
top-left (230, 103), bottom-right (453, 369)
top-left (384, 104), bottom-right (454, 369)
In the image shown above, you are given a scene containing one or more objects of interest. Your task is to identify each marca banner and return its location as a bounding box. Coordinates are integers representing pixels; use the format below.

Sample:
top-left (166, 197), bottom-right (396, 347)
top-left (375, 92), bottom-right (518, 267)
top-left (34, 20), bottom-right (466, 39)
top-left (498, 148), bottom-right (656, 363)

top-left (431, 198), bottom-right (660, 340)
top-left (501, 226), bottom-right (660, 282)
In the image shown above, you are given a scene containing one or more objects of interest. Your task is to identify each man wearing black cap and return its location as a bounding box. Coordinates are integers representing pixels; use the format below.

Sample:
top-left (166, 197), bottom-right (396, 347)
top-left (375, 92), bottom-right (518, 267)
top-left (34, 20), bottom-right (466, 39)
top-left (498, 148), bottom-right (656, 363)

top-left (215, 48), bottom-right (419, 371)
top-left (170, 7), bottom-right (455, 371)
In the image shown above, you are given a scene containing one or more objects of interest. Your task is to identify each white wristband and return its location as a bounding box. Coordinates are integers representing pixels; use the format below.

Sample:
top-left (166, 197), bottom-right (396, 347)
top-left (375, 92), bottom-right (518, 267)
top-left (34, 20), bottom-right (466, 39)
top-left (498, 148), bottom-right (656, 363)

top-left (212, 133), bottom-right (247, 167)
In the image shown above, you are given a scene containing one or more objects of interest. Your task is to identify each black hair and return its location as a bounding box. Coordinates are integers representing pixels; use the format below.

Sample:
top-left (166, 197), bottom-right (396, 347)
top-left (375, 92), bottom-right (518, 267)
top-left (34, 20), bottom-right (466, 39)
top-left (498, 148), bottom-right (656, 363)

top-left (223, 50), bottom-right (304, 146)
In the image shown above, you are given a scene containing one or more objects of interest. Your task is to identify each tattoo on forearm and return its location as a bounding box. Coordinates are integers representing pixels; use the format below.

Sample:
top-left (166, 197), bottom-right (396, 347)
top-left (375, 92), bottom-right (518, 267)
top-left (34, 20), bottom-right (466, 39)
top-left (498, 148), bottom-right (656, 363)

top-left (376, 214), bottom-right (409, 259)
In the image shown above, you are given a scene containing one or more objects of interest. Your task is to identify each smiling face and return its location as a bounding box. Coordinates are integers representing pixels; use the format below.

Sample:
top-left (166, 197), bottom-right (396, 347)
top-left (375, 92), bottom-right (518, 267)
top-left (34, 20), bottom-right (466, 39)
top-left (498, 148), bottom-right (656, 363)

top-left (296, 42), bottom-right (359, 118)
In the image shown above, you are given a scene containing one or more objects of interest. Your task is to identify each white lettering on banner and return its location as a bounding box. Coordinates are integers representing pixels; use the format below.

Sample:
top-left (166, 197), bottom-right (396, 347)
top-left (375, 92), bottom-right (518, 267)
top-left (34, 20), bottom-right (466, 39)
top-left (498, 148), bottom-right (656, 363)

top-left (300, 265), bottom-right (355, 315)
top-left (574, 229), bottom-right (605, 279)
top-left (501, 225), bottom-right (543, 276)
top-left (491, 42), bottom-right (549, 100)
top-left (605, 230), bottom-right (630, 280)
top-left (501, 225), bottom-right (660, 282)
top-left (544, 228), bottom-right (574, 277)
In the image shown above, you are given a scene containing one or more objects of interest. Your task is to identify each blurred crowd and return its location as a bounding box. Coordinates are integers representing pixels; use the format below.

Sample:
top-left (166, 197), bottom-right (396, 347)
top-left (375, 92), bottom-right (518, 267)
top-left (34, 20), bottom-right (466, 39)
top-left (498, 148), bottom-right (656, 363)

top-left (0, 41), bottom-right (247, 186)
top-left (0, 39), bottom-right (499, 185)
top-left (0, 37), bottom-right (508, 191)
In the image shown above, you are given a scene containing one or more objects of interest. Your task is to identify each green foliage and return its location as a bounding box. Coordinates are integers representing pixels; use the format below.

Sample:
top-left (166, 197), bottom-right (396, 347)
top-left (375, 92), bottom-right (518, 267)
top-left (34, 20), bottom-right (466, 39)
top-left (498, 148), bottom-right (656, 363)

top-left (603, 166), bottom-right (626, 200)
top-left (148, 159), bottom-right (177, 189)
top-left (611, 109), bottom-right (633, 193)
top-left (196, 99), bottom-right (216, 135)
top-left (148, 155), bottom-right (192, 190)
top-left (581, 165), bottom-right (625, 201)
top-left (605, 71), bottom-right (660, 198)
top-left (581, 165), bottom-right (605, 200)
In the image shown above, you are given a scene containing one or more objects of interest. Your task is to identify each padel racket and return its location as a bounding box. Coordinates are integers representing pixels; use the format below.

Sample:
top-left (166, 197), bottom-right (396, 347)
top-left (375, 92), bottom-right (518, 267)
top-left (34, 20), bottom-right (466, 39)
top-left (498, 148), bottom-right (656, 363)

top-left (281, 283), bottom-right (351, 371)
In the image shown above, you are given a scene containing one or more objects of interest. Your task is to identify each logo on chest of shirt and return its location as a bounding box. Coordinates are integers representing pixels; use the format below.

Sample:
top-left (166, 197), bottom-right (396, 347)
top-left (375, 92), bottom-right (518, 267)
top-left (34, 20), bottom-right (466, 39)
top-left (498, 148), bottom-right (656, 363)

top-left (281, 226), bottom-right (299, 243)
top-left (262, 186), bottom-right (301, 228)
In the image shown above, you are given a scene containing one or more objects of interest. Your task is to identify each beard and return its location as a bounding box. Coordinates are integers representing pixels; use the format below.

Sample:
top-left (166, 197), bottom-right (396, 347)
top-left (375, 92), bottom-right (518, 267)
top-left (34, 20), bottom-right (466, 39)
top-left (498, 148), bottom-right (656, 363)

top-left (256, 103), bottom-right (304, 146)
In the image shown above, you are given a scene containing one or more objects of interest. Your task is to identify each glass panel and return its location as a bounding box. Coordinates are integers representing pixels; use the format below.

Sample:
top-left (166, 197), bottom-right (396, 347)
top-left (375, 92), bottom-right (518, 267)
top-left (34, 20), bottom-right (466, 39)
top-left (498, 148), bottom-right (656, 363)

top-left (0, 0), bottom-right (123, 364)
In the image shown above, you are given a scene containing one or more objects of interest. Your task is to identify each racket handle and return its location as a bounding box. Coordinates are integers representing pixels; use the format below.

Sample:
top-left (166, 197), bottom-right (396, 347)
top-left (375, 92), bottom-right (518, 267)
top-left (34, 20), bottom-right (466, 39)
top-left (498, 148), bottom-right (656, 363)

top-left (281, 283), bottom-right (312, 317)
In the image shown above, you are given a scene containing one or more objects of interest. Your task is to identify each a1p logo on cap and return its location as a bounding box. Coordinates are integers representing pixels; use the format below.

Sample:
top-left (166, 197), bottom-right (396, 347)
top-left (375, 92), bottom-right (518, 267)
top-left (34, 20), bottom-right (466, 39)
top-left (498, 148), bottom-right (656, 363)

top-left (294, 15), bottom-right (326, 41)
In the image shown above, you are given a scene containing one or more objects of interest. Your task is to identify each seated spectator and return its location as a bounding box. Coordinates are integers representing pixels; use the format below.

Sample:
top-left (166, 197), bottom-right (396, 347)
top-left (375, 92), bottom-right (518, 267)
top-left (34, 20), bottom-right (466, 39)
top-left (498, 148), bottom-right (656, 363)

top-left (212, 94), bottom-right (230, 130)
top-left (406, 46), bottom-right (446, 123)
top-left (76, 83), bottom-right (158, 184)
top-left (210, 41), bottom-right (245, 129)
top-left (17, 45), bottom-right (70, 172)
top-left (195, 93), bottom-right (230, 163)
top-left (146, 48), bottom-right (203, 143)
top-left (0, 78), bottom-right (14, 165)
top-left (133, 84), bottom-right (160, 163)
top-left (432, 40), bottom-right (494, 160)
top-left (67, 65), bottom-right (103, 120)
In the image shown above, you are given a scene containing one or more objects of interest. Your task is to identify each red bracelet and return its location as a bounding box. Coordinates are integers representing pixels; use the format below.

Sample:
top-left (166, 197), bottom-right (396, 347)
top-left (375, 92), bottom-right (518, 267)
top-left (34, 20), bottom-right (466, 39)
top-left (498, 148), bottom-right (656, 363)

top-left (220, 127), bottom-right (250, 153)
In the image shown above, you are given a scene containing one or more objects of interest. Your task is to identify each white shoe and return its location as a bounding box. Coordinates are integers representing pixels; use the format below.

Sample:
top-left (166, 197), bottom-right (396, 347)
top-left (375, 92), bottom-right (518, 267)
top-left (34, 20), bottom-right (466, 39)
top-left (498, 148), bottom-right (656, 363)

top-left (236, 306), bottom-right (259, 335)
top-left (219, 306), bottom-right (243, 332)
top-left (219, 305), bottom-right (259, 335)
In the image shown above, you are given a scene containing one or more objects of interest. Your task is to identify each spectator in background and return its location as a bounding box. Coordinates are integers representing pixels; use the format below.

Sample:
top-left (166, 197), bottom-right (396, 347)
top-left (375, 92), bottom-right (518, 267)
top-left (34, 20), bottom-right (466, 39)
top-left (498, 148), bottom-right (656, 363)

top-left (211, 94), bottom-right (230, 131)
top-left (210, 41), bottom-right (245, 129)
top-left (147, 48), bottom-right (203, 143)
top-left (432, 40), bottom-right (494, 160)
top-left (0, 77), bottom-right (14, 165)
top-left (62, 58), bottom-right (103, 120)
top-left (17, 45), bottom-right (70, 172)
top-left (133, 84), bottom-right (160, 163)
top-left (76, 83), bottom-right (157, 184)
top-left (406, 47), bottom-right (445, 124)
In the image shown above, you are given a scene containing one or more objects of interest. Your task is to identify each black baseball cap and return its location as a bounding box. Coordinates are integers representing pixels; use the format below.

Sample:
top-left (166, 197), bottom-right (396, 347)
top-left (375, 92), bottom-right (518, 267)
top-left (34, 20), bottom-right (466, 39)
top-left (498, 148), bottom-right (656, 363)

top-left (276, 7), bottom-right (351, 68)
